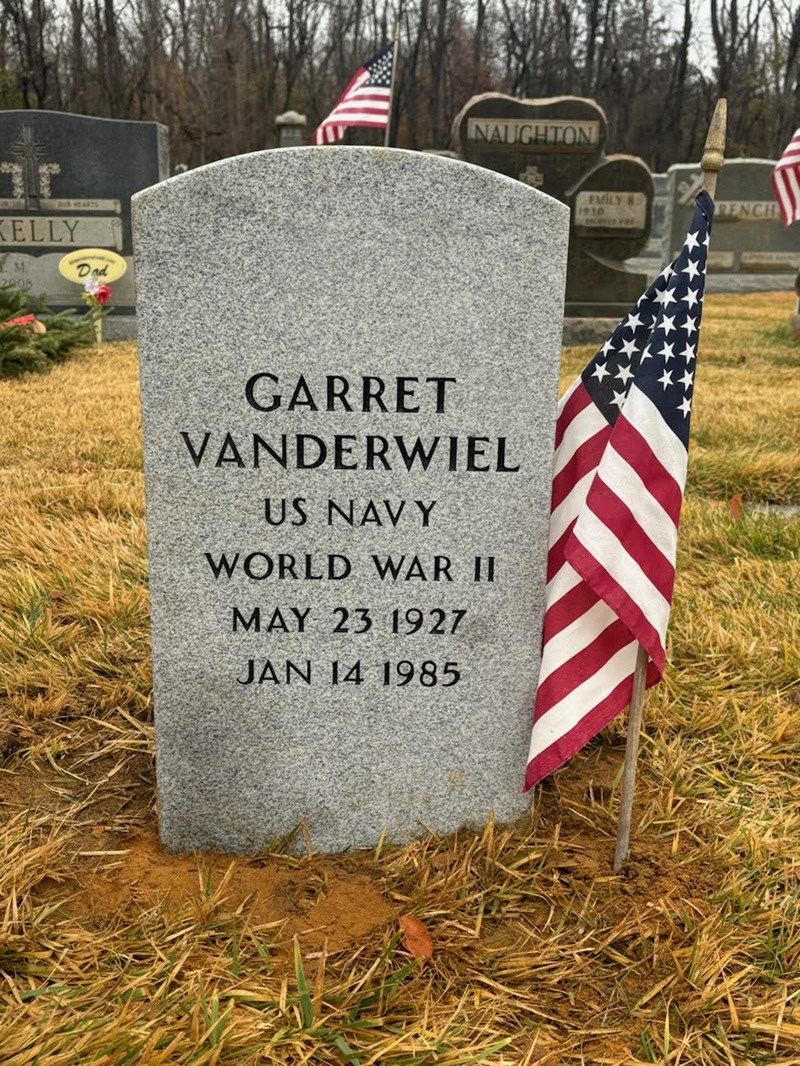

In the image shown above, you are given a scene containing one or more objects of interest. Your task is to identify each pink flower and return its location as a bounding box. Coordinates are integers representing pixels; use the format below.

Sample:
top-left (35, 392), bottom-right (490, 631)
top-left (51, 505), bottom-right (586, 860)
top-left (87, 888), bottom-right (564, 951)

top-left (95, 285), bottom-right (112, 304)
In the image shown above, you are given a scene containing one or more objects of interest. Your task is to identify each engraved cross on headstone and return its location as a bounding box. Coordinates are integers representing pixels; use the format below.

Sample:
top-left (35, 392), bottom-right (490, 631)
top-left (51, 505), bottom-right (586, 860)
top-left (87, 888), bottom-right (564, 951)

top-left (518, 165), bottom-right (544, 188)
top-left (0, 125), bottom-right (60, 207)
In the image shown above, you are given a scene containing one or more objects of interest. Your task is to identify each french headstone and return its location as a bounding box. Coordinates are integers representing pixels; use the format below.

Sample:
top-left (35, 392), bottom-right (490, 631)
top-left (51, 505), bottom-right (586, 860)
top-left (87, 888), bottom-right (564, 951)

top-left (451, 93), bottom-right (654, 316)
top-left (132, 147), bottom-right (569, 854)
top-left (664, 159), bottom-right (798, 276)
top-left (0, 111), bottom-right (168, 339)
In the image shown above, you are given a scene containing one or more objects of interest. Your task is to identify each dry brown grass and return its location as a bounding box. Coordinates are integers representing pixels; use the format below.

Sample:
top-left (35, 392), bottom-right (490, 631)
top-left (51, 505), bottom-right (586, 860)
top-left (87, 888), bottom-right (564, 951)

top-left (0, 293), bottom-right (799, 1064)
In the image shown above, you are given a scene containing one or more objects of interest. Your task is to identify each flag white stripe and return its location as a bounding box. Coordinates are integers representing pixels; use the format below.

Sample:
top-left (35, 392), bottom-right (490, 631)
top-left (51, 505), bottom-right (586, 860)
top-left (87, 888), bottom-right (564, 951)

top-left (326, 111), bottom-right (389, 125)
top-left (573, 508), bottom-right (672, 639)
top-left (527, 640), bottom-right (639, 761)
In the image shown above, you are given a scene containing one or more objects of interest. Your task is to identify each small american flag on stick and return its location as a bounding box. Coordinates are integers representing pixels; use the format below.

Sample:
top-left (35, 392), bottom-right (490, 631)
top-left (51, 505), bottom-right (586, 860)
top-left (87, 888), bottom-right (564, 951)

top-left (772, 128), bottom-right (800, 226)
top-left (525, 191), bottom-right (715, 790)
top-left (314, 45), bottom-right (395, 146)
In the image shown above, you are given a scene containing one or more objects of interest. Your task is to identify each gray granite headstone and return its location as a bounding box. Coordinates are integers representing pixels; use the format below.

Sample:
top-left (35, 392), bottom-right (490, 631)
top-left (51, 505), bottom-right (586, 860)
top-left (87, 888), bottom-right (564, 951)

top-left (133, 147), bottom-right (569, 855)
top-left (664, 159), bottom-right (798, 276)
top-left (450, 94), bottom-right (654, 316)
top-left (0, 111), bottom-right (168, 339)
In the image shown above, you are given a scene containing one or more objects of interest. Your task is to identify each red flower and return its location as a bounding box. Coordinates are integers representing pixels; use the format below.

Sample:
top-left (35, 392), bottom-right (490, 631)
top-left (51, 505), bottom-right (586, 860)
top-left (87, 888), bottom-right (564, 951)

top-left (1, 313), bottom-right (35, 329)
top-left (95, 285), bottom-right (112, 304)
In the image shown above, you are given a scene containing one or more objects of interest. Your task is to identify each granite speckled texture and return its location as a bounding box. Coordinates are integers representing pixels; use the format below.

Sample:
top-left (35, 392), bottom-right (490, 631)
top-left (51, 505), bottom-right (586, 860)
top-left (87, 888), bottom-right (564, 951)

top-left (132, 147), bottom-right (569, 854)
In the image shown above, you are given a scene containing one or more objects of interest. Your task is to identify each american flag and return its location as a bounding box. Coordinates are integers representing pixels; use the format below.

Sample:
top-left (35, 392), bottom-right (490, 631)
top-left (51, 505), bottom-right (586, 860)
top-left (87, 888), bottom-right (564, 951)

top-left (314, 45), bottom-right (394, 146)
top-left (772, 128), bottom-right (800, 226)
top-left (524, 192), bottom-right (715, 790)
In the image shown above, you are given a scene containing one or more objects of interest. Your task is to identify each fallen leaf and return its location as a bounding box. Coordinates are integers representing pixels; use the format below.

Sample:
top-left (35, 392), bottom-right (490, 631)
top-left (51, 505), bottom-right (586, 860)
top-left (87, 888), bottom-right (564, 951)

top-left (399, 915), bottom-right (433, 962)
top-left (728, 493), bottom-right (743, 521)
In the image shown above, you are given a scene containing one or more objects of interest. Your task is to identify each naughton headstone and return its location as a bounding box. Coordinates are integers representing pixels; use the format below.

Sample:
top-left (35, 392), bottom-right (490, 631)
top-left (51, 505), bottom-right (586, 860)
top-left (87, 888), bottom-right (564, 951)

top-left (133, 147), bottom-right (569, 854)
top-left (664, 159), bottom-right (798, 276)
top-left (0, 111), bottom-right (168, 338)
top-left (451, 93), bottom-right (654, 316)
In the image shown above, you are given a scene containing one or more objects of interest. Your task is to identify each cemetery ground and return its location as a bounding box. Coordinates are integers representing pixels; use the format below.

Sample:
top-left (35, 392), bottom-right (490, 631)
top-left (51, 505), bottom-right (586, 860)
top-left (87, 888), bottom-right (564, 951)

top-left (0, 292), bottom-right (799, 1066)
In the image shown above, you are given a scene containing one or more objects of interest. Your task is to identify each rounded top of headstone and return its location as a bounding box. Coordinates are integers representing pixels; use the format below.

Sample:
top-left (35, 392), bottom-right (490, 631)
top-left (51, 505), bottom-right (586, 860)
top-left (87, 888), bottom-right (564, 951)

top-left (133, 146), bottom-right (571, 226)
top-left (276, 111), bottom-right (308, 127)
top-left (422, 149), bottom-right (463, 160)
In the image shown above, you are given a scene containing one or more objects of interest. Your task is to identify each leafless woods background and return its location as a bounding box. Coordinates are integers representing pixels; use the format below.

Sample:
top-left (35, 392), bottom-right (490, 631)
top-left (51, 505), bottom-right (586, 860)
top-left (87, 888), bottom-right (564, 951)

top-left (0, 0), bottom-right (798, 171)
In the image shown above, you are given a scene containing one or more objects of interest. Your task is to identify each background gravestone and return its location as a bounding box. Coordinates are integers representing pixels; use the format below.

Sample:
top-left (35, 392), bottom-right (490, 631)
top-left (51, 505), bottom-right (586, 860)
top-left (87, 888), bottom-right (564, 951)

top-left (642, 173), bottom-right (667, 260)
top-left (133, 147), bottom-right (569, 855)
top-left (0, 111), bottom-right (168, 339)
top-left (664, 159), bottom-right (798, 278)
top-left (451, 93), bottom-right (654, 317)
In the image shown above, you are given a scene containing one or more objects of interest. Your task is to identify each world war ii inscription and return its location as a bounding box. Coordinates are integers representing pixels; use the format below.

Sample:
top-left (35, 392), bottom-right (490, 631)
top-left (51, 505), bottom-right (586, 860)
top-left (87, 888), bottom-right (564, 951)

top-left (133, 147), bottom-right (569, 854)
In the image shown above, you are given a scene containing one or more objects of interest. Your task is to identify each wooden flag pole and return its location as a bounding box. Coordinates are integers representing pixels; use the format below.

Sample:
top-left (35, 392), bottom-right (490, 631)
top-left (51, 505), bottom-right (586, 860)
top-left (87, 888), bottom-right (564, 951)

top-left (613, 644), bottom-right (649, 872)
top-left (613, 100), bottom-right (727, 874)
top-left (384, 20), bottom-right (401, 148)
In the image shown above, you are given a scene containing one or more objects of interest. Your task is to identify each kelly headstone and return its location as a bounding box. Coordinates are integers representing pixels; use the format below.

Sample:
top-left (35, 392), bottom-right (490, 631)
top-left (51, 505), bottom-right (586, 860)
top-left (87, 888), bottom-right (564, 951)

top-left (0, 111), bottom-right (168, 338)
top-left (133, 147), bottom-right (569, 854)
top-left (664, 159), bottom-right (798, 276)
top-left (451, 93), bottom-right (654, 317)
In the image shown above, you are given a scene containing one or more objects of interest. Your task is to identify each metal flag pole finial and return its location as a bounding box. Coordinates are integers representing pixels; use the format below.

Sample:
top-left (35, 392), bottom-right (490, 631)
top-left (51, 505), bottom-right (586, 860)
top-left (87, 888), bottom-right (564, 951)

top-left (612, 100), bottom-right (728, 874)
top-left (383, 21), bottom-right (402, 149)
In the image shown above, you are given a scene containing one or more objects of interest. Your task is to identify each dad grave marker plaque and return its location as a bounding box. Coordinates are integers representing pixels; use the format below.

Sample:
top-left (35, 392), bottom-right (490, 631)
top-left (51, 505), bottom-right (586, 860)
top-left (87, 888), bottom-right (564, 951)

top-left (451, 94), bottom-right (654, 317)
top-left (0, 111), bottom-right (168, 338)
top-left (133, 147), bottom-right (569, 854)
top-left (664, 159), bottom-right (798, 275)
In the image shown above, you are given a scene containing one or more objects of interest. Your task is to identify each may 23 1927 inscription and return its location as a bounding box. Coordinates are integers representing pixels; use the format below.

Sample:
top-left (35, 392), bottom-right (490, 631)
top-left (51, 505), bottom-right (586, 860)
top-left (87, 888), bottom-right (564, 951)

top-left (133, 147), bottom-right (569, 854)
